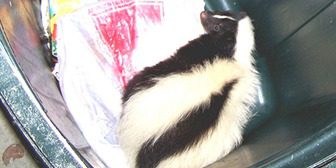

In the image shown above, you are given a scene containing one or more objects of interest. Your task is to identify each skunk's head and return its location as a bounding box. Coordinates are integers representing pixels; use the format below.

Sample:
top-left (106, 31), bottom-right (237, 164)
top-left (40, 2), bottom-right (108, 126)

top-left (200, 11), bottom-right (255, 67)
top-left (200, 11), bottom-right (242, 35)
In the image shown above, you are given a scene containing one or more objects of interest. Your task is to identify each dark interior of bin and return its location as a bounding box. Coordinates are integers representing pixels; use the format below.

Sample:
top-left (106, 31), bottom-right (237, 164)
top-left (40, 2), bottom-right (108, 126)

top-left (1, 0), bottom-right (335, 167)
top-left (205, 0), bottom-right (336, 167)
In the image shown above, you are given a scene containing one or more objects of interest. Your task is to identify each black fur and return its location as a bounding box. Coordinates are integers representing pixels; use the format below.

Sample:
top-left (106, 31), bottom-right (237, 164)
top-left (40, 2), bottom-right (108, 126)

top-left (136, 79), bottom-right (238, 168)
top-left (120, 10), bottom-right (247, 167)
top-left (122, 20), bottom-right (238, 103)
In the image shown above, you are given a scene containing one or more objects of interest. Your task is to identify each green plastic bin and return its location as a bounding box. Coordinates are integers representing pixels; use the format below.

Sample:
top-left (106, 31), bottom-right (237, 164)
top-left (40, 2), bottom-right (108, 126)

top-left (0, 0), bottom-right (335, 167)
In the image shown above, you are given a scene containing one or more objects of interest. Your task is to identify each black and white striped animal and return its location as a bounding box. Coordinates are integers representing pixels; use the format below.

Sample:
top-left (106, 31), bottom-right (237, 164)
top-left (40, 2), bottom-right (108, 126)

top-left (117, 10), bottom-right (259, 168)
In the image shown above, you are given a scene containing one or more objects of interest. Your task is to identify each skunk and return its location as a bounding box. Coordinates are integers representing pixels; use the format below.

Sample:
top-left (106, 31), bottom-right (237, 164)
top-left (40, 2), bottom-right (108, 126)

top-left (117, 10), bottom-right (259, 168)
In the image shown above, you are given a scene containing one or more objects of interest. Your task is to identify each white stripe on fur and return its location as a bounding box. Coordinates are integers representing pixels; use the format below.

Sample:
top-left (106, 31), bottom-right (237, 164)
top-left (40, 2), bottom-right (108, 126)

top-left (233, 17), bottom-right (255, 69)
top-left (118, 59), bottom-right (245, 166)
top-left (212, 15), bottom-right (236, 21)
top-left (117, 16), bottom-right (258, 168)
top-left (158, 69), bottom-right (259, 168)
top-left (158, 16), bottom-right (259, 168)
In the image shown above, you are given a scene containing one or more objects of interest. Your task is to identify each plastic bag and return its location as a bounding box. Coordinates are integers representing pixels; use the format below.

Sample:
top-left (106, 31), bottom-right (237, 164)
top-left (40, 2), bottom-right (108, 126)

top-left (53, 0), bottom-right (205, 167)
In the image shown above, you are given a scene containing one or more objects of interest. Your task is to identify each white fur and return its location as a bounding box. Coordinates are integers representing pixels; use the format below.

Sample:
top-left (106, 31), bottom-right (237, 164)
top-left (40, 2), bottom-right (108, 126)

top-left (233, 17), bottom-right (255, 69)
top-left (212, 15), bottom-right (235, 21)
top-left (117, 16), bottom-right (259, 168)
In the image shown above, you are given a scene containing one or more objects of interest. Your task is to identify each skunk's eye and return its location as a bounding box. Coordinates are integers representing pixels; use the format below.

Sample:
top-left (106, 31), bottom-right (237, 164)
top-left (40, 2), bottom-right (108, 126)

top-left (214, 25), bottom-right (220, 32)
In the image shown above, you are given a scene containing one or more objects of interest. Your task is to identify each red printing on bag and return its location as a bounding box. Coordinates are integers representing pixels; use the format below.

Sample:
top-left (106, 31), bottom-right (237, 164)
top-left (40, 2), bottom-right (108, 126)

top-left (89, 0), bottom-right (164, 88)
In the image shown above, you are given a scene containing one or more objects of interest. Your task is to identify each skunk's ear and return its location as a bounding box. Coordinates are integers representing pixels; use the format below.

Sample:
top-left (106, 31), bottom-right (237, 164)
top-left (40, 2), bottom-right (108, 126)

top-left (200, 11), bottom-right (207, 19)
